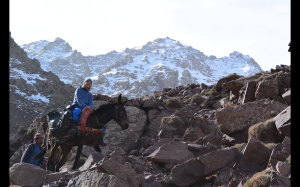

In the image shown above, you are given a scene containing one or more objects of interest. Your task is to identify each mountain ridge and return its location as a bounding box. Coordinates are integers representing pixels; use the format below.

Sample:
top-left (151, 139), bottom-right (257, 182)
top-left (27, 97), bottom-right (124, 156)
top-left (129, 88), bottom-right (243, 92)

top-left (21, 36), bottom-right (264, 99)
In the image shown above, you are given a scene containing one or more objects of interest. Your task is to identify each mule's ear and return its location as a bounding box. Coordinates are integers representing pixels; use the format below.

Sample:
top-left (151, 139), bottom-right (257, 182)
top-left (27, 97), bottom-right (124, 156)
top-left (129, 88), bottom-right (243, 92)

top-left (118, 94), bottom-right (122, 104)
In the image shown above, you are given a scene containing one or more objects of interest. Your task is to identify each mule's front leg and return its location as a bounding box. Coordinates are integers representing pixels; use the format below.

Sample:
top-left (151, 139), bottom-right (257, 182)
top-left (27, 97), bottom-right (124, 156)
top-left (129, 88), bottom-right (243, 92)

top-left (72, 144), bottom-right (83, 170)
top-left (55, 145), bottom-right (72, 172)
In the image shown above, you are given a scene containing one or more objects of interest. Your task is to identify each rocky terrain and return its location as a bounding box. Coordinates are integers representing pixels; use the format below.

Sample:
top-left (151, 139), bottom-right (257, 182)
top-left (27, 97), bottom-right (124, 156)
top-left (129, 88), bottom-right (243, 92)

top-left (9, 62), bottom-right (290, 187)
top-left (9, 32), bottom-right (76, 157)
top-left (20, 37), bottom-right (263, 99)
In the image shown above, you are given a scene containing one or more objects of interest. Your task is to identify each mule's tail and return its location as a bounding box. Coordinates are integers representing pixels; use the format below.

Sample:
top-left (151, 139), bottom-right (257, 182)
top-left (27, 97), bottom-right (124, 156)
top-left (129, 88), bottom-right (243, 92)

top-left (31, 142), bottom-right (50, 162)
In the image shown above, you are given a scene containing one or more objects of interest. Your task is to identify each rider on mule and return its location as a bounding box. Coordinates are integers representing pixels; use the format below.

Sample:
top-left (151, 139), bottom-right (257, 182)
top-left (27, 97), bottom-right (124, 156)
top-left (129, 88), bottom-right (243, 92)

top-left (69, 77), bottom-right (107, 146)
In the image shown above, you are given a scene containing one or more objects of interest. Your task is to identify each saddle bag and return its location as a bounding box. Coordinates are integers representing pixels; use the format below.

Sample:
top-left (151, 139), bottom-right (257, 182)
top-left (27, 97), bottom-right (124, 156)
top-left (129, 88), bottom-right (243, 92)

top-left (47, 110), bottom-right (73, 138)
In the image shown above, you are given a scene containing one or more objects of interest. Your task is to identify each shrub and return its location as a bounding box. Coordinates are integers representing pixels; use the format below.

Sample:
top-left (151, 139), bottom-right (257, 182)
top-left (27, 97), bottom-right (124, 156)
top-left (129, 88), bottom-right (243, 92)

top-left (17, 125), bottom-right (27, 134)
top-left (225, 73), bottom-right (242, 81)
top-left (161, 115), bottom-right (185, 135)
top-left (248, 118), bottom-right (282, 143)
top-left (233, 143), bottom-right (247, 153)
top-left (263, 143), bottom-right (278, 152)
top-left (255, 72), bottom-right (278, 83)
top-left (166, 97), bottom-right (181, 108)
top-left (183, 94), bottom-right (206, 105)
top-left (204, 88), bottom-right (219, 97)
top-left (154, 92), bottom-right (167, 97)
top-left (275, 72), bottom-right (291, 88)
top-left (244, 168), bottom-right (274, 187)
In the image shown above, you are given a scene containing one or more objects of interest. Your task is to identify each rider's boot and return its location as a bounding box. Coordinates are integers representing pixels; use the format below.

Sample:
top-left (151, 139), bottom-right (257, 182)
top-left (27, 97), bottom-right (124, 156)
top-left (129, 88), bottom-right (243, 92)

top-left (98, 136), bottom-right (107, 146)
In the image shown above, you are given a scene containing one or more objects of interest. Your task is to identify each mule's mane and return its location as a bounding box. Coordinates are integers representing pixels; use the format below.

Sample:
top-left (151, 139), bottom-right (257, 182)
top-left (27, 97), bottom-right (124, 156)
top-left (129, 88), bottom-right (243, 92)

top-left (92, 102), bottom-right (116, 115)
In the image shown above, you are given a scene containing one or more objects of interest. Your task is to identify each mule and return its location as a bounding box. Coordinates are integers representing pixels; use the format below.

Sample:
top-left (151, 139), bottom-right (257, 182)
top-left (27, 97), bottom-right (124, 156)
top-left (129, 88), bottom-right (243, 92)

top-left (32, 94), bottom-right (129, 172)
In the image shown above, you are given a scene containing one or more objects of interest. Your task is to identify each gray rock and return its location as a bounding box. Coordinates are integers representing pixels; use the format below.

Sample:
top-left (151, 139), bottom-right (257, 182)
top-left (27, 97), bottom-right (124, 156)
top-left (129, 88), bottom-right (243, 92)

top-left (97, 105), bottom-right (147, 155)
top-left (212, 98), bottom-right (226, 109)
top-left (276, 161), bottom-right (290, 177)
top-left (274, 106), bottom-right (291, 137)
top-left (79, 152), bottom-right (105, 171)
top-left (170, 147), bottom-right (240, 187)
top-left (216, 99), bottom-right (288, 134)
top-left (97, 156), bottom-right (141, 187)
top-left (282, 90), bottom-right (291, 105)
top-left (145, 174), bottom-right (155, 183)
top-left (142, 145), bottom-right (159, 156)
top-left (255, 79), bottom-right (279, 100)
top-left (9, 163), bottom-right (48, 187)
top-left (147, 142), bottom-right (194, 164)
top-left (67, 170), bottom-right (130, 187)
top-left (213, 167), bottom-right (235, 186)
top-left (108, 147), bottom-right (126, 158)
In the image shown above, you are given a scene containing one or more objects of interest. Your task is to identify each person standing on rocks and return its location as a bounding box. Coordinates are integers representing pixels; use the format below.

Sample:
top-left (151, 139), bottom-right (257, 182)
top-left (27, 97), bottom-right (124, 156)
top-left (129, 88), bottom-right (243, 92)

top-left (69, 77), bottom-right (107, 146)
top-left (20, 133), bottom-right (47, 169)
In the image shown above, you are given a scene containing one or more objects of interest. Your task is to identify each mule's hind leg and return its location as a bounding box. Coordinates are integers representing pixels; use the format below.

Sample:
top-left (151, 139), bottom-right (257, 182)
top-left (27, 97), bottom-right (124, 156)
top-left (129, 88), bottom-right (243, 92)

top-left (55, 145), bottom-right (72, 172)
top-left (47, 141), bottom-right (59, 172)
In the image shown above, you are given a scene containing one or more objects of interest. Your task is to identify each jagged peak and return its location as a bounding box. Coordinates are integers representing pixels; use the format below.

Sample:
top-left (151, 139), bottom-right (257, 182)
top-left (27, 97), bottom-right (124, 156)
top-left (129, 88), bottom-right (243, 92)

top-left (54, 37), bottom-right (65, 42)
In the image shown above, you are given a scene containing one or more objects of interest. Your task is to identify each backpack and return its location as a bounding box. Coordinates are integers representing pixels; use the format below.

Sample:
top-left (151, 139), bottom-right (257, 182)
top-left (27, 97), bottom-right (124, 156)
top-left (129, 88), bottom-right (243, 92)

top-left (47, 110), bottom-right (73, 138)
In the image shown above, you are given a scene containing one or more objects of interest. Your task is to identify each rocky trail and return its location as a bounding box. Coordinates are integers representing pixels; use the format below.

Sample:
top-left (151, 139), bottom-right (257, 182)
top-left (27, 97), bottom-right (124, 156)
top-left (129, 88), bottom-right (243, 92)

top-left (9, 63), bottom-right (290, 187)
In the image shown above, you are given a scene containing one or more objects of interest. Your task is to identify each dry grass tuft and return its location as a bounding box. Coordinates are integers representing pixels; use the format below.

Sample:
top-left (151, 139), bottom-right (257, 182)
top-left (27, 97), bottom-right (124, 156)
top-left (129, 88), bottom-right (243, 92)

top-left (248, 118), bottom-right (281, 143)
top-left (233, 143), bottom-right (247, 153)
top-left (204, 88), bottom-right (219, 97)
top-left (244, 168), bottom-right (274, 187)
top-left (263, 143), bottom-right (278, 152)
top-left (166, 97), bottom-right (181, 108)
top-left (183, 94), bottom-right (206, 105)
top-left (225, 73), bottom-right (242, 81)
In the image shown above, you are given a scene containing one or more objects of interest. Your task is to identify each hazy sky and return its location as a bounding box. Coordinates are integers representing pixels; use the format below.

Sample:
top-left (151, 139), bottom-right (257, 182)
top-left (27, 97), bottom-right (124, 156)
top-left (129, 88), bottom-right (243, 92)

top-left (10, 0), bottom-right (290, 71)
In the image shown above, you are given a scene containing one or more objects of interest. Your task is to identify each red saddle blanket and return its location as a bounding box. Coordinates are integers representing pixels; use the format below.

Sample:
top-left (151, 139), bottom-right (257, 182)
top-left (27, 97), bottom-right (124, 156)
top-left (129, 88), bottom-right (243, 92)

top-left (80, 106), bottom-right (103, 136)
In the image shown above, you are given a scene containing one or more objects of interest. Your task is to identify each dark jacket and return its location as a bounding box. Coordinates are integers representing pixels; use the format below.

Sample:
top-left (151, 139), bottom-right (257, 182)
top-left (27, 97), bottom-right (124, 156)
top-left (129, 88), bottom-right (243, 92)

top-left (20, 143), bottom-right (46, 166)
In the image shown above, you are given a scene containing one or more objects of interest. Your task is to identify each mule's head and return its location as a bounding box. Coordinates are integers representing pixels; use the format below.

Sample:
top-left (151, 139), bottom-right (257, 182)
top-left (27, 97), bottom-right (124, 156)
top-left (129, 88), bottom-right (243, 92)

top-left (115, 94), bottom-right (129, 130)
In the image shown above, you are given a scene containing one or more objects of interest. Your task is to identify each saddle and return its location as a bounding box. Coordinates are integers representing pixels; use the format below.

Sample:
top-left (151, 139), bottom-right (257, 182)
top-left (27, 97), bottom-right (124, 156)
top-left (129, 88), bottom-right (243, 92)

top-left (47, 107), bottom-right (104, 140)
top-left (79, 107), bottom-right (104, 137)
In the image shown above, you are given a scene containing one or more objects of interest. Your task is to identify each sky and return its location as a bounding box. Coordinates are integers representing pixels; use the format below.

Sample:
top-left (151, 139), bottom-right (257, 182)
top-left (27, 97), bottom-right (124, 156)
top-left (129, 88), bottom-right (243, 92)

top-left (10, 0), bottom-right (290, 71)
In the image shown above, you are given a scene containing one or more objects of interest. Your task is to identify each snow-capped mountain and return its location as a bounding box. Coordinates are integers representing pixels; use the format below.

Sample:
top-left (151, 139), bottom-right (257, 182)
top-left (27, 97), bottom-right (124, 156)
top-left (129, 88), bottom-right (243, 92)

top-left (9, 33), bottom-right (76, 135)
top-left (21, 37), bottom-right (263, 98)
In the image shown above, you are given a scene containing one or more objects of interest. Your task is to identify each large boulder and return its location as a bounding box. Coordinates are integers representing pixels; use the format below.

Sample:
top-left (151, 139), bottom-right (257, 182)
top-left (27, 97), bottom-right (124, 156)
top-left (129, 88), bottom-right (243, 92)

top-left (9, 163), bottom-right (48, 186)
top-left (145, 109), bottom-right (172, 138)
top-left (78, 152), bottom-right (105, 171)
top-left (182, 126), bottom-right (205, 142)
top-left (216, 99), bottom-right (288, 134)
top-left (240, 81), bottom-right (257, 104)
top-left (95, 102), bottom-right (147, 155)
top-left (97, 156), bottom-right (141, 187)
top-left (147, 142), bottom-right (194, 164)
top-left (215, 77), bottom-right (228, 92)
top-left (170, 147), bottom-right (240, 187)
top-left (267, 138), bottom-right (290, 171)
top-left (228, 136), bottom-right (271, 186)
top-left (255, 79), bottom-right (279, 100)
top-left (160, 115), bottom-right (185, 136)
top-left (46, 170), bottom-right (81, 184)
top-left (273, 106), bottom-right (291, 138)
top-left (222, 74), bottom-right (261, 98)
top-left (67, 170), bottom-right (130, 187)
top-left (9, 144), bottom-right (27, 167)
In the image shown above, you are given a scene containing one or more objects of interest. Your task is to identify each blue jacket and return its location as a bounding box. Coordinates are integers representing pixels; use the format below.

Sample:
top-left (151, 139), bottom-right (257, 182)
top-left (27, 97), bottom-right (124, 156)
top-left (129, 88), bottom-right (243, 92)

top-left (71, 86), bottom-right (94, 109)
top-left (20, 143), bottom-right (46, 166)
